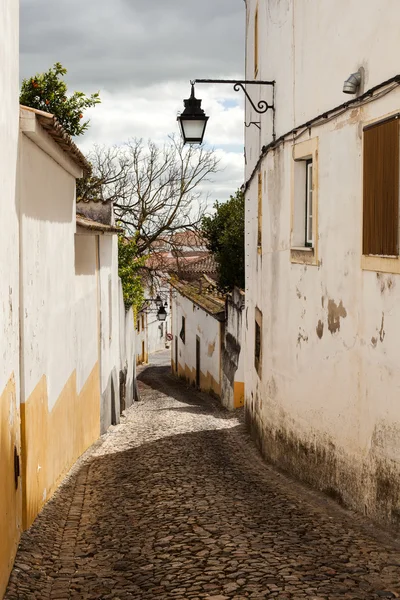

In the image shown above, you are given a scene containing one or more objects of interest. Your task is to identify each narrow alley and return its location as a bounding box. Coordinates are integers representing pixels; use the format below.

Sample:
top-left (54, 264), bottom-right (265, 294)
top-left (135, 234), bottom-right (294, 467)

top-left (5, 352), bottom-right (400, 600)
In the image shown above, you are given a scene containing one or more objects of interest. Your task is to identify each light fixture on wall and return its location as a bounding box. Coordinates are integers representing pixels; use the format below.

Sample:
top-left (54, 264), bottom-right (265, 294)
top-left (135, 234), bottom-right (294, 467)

top-left (177, 83), bottom-right (209, 145)
top-left (343, 70), bottom-right (362, 94)
top-left (157, 305), bottom-right (167, 322)
top-left (177, 79), bottom-right (276, 144)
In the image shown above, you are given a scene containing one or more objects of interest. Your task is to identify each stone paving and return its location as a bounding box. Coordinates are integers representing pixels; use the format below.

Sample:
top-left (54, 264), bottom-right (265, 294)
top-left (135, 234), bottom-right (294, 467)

top-left (5, 350), bottom-right (400, 599)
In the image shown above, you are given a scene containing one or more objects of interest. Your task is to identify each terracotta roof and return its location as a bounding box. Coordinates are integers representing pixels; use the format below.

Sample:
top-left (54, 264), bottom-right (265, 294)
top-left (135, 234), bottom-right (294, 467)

top-left (76, 215), bottom-right (123, 234)
top-left (20, 105), bottom-right (91, 175)
top-left (183, 254), bottom-right (217, 276)
top-left (171, 231), bottom-right (206, 248)
top-left (170, 279), bottom-right (226, 320)
top-left (145, 251), bottom-right (210, 272)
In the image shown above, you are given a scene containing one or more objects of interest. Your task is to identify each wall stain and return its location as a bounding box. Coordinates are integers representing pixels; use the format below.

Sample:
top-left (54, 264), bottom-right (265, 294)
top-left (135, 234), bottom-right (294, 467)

top-left (379, 313), bottom-right (385, 343)
top-left (296, 287), bottom-right (302, 299)
top-left (207, 341), bottom-right (216, 357)
top-left (297, 329), bottom-right (309, 346)
top-left (316, 320), bottom-right (324, 339)
top-left (377, 272), bottom-right (395, 294)
top-left (371, 337), bottom-right (377, 348)
top-left (327, 299), bottom-right (347, 334)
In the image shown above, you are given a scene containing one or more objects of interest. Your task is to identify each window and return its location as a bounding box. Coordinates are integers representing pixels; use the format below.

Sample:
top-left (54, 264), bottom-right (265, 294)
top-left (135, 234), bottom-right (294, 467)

top-left (257, 171), bottom-right (262, 250)
top-left (180, 316), bottom-right (186, 344)
top-left (305, 160), bottom-right (313, 247)
top-left (291, 137), bottom-right (319, 265)
top-left (363, 116), bottom-right (399, 257)
top-left (137, 318), bottom-right (140, 333)
top-left (254, 307), bottom-right (262, 378)
top-left (160, 323), bottom-right (164, 339)
top-left (141, 314), bottom-right (145, 330)
top-left (254, 6), bottom-right (259, 77)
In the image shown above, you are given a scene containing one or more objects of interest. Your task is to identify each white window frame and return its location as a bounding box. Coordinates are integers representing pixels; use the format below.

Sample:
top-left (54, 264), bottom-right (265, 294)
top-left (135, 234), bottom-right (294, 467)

top-left (291, 137), bottom-right (319, 266)
top-left (305, 160), bottom-right (313, 247)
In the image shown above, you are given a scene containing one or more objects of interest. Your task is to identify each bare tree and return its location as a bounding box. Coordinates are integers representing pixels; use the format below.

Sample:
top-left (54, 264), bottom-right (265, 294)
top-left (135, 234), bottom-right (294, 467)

top-left (77, 136), bottom-right (219, 256)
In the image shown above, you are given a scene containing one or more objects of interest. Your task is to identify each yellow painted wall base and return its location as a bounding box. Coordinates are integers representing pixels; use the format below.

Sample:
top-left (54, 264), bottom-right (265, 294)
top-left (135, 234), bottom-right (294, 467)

top-left (0, 374), bottom-right (21, 600)
top-left (234, 381), bottom-right (245, 408)
top-left (177, 361), bottom-right (221, 398)
top-left (21, 363), bottom-right (100, 529)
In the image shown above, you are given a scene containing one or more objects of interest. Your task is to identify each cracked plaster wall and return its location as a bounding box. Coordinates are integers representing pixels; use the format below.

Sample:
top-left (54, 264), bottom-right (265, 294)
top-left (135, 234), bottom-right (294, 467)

top-left (244, 0), bottom-right (400, 528)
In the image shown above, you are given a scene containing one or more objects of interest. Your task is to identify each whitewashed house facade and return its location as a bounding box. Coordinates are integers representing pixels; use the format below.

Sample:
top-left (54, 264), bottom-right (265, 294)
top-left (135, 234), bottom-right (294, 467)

top-left (0, 0), bottom-right (21, 595)
top-left (244, 0), bottom-right (400, 528)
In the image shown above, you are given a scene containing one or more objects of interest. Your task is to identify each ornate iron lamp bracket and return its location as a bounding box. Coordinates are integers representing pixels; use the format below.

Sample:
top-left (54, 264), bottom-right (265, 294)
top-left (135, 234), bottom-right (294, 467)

top-left (192, 79), bottom-right (275, 137)
top-left (192, 79), bottom-right (275, 114)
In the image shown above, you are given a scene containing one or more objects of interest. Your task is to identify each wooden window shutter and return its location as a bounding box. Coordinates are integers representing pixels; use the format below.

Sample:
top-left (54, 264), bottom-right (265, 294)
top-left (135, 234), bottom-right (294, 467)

top-left (257, 171), bottom-right (262, 247)
top-left (363, 117), bottom-right (399, 256)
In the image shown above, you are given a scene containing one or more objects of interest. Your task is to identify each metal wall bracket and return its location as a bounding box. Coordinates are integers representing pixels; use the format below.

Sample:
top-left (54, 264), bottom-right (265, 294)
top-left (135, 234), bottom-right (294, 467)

top-left (192, 79), bottom-right (276, 139)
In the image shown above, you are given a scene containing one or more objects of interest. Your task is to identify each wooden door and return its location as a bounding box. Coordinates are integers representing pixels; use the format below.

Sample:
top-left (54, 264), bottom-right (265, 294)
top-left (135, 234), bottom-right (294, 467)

top-left (196, 336), bottom-right (200, 388)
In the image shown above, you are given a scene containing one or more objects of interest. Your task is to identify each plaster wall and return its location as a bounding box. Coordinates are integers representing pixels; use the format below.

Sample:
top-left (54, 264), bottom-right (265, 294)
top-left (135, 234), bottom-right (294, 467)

top-left (244, 72), bottom-right (400, 527)
top-left (0, 2), bottom-right (21, 595)
top-left (98, 235), bottom-right (121, 432)
top-left (136, 312), bottom-right (148, 365)
top-left (18, 131), bottom-right (100, 529)
top-left (121, 302), bottom-right (136, 411)
top-left (221, 289), bottom-right (245, 410)
top-left (245, 0), bottom-right (400, 179)
top-left (171, 291), bottom-right (221, 397)
top-left (146, 281), bottom-right (171, 356)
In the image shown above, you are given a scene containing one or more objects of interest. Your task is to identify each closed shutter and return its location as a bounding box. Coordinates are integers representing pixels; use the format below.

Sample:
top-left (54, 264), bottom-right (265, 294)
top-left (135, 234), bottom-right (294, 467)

top-left (363, 116), bottom-right (399, 256)
top-left (257, 171), bottom-right (262, 248)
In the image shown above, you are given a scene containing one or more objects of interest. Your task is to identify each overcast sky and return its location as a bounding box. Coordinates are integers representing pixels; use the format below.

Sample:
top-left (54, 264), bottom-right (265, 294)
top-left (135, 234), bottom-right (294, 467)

top-left (20, 0), bottom-right (245, 204)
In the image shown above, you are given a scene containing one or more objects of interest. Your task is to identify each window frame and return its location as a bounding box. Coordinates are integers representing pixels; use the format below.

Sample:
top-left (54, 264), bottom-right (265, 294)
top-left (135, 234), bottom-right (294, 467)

top-left (254, 307), bottom-right (262, 378)
top-left (291, 137), bottom-right (319, 266)
top-left (305, 159), bottom-right (313, 248)
top-left (180, 315), bottom-right (186, 344)
top-left (257, 170), bottom-right (262, 252)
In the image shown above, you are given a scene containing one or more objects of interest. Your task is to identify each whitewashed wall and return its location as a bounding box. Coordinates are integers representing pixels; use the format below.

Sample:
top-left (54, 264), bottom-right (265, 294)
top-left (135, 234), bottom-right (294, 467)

top-left (99, 234), bottom-right (121, 432)
top-left (171, 289), bottom-right (222, 396)
top-left (0, 0), bottom-right (21, 595)
top-left (244, 0), bottom-right (400, 527)
top-left (19, 129), bottom-right (79, 412)
top-left (74, 235), bottom-right (99, 396)
top-left (146, 280), bottom-right (171, 356)
top-left (118, 281), bottom-right (136, 411)
top-left (245, 0), bottom-right (400, 179)
top-left (221, 289), bottom-right (245, 410)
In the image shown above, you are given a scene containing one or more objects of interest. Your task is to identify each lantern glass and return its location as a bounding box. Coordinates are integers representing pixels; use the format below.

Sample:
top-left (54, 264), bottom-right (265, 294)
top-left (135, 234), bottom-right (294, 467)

top-left (178, 116), bottom-right (208, 145)
top-left (157, 306), bottom-right (167, 321)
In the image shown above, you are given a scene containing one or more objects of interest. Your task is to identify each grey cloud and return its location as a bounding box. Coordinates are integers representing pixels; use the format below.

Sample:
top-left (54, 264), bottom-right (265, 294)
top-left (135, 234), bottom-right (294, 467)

top-left (20, 0), bottom-right (245, 93)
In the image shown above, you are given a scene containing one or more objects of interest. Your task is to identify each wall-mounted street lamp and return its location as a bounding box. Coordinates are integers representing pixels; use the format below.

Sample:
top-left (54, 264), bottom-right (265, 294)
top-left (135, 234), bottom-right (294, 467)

top-left (157, 305), bottom-right (167, 322)
top-left (140, 295), bottom-right (168, 321)
top-left (177, 83), bottom-right (209, 145)
top-left (177, 79), bottom-right (276, 144)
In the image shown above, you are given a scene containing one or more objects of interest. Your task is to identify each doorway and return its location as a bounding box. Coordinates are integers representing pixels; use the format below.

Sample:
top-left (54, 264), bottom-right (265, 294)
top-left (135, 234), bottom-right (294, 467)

top-left (196, 336), bottom-right (200, 388)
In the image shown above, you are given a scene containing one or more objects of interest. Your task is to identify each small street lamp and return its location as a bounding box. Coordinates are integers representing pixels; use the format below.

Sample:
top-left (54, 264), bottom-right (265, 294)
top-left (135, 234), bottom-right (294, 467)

top-left (157, 305), bottom-right (167, 321)
top-left (155, 295), bottom-right (163, 308)
top-left (178, 79), bottom-right (276, 144)
top-left (177, 82), bottom-right (209, 145)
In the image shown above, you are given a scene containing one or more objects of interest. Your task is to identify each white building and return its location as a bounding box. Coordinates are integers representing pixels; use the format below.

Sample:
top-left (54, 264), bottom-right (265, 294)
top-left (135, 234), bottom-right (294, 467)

top-left (0, 0), bottom-right (21, 595)
top-left (0, 95), bottom-right (136, 593)
top-left (171, 280), bottom-right (225, 397)
top-left (244, 0), bottom-right (400, 527)
top-left (171, 280), bottom-right (244, 409)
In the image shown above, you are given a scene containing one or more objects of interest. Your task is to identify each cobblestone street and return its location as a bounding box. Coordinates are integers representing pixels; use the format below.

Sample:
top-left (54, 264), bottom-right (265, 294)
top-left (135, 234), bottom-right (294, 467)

top-left (5, 351), bottom-right (400, 600)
